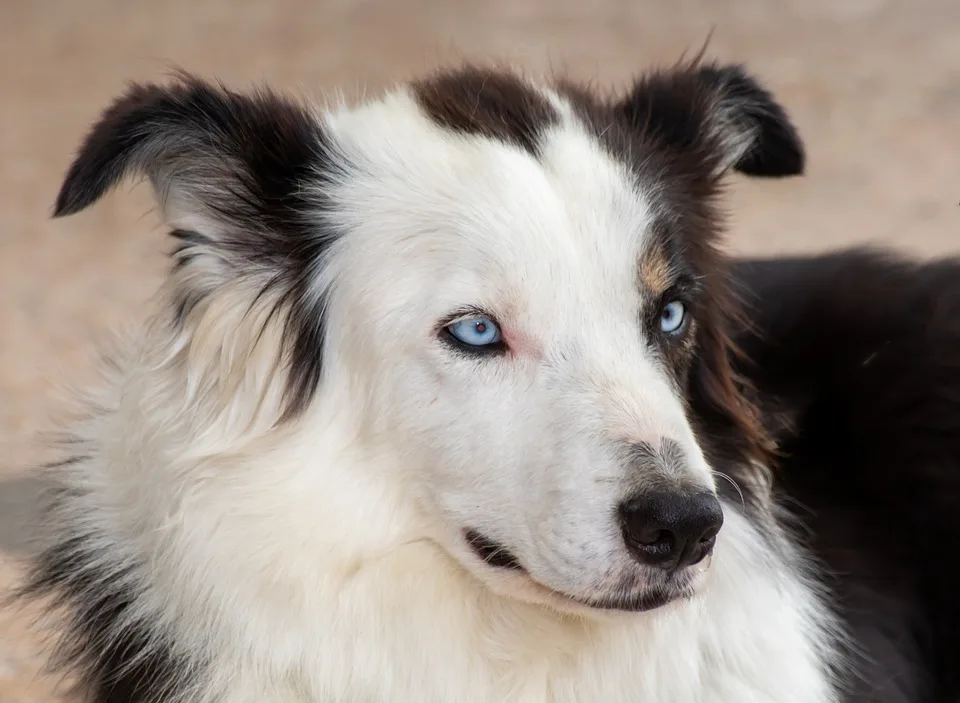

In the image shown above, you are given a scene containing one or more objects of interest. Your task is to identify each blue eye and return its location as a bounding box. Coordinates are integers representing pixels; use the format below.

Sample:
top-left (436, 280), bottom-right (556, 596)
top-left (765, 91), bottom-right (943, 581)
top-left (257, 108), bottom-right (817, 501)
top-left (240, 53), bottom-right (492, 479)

top-left (659, 300), bottom-right (686, 335)
top-left (446, 317), bottom-right (503, 348)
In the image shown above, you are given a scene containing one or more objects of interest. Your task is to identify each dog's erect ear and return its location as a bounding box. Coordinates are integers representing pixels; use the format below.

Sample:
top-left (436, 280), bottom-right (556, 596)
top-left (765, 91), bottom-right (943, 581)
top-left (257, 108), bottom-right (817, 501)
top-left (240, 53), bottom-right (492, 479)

top-left (54, 74), bottom-right (335, 246)
top-left (615, 62), bottom-right (804, 178)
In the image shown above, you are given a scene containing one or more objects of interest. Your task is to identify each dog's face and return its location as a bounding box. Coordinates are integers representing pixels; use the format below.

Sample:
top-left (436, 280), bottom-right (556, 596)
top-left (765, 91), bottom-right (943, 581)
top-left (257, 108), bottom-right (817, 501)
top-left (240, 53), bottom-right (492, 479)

top-left (54, 63), bottom-right (802, 613)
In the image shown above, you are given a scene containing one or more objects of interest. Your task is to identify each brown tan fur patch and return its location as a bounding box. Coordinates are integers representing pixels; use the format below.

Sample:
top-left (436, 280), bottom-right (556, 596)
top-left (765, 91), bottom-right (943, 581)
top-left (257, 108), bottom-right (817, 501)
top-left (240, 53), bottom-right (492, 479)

top-left (639, 242), bottom-right (675, 297)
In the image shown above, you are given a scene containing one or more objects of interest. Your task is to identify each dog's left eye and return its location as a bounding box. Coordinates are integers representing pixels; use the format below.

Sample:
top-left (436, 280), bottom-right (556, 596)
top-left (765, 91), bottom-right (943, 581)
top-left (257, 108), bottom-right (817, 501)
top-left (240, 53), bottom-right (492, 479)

top-left (659, 300), bottom-right (687, 335)
top-left (446, 317), bottom-right (503, 348)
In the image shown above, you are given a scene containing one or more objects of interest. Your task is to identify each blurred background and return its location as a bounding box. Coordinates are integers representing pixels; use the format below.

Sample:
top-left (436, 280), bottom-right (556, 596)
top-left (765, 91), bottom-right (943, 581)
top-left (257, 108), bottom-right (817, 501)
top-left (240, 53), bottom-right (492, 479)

top-left (1, 0), bottom-right (958, 698)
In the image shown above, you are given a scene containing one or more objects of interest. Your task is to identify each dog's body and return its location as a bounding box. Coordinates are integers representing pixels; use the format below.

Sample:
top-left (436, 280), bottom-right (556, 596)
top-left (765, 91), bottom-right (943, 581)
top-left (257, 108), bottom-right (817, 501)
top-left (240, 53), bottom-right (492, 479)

top-left (732, 251), bottom-right (960, 703)
top-left (20, 61), bottom-right (959, 702)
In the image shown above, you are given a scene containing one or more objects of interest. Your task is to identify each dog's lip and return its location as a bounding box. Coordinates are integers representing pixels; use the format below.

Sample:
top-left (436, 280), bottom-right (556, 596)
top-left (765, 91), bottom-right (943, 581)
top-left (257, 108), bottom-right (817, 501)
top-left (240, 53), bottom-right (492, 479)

top-left (462, 529), bottom-right (692, 613)
top-left (464, 529), bottom-right (525, 570)
top-left (574, 588), bottom-right (686, 613)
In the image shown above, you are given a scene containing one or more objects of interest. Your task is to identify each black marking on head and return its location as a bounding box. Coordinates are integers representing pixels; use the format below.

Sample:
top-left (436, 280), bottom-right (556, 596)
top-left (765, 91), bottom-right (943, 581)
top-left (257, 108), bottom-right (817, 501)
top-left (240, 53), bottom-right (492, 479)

top-left (413, 66), bottom-right (560, 155)
top-left (53, 74), bottom-right (347, 421)
top-left (17, 486), bottom-right (201, 703)
top-left (614, 61), bottom-right (804, 178)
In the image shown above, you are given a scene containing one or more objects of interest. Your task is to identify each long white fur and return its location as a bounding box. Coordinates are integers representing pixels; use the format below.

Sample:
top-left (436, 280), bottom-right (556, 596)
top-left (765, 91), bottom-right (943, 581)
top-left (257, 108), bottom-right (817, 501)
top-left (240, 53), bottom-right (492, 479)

top-left (45, 82), bottom-right (840, 701)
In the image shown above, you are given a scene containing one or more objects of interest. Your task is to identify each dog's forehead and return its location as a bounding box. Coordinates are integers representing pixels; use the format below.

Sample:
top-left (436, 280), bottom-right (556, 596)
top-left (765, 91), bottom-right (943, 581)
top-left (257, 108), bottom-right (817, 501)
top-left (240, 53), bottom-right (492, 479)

top-left (323, 70), bottom-right (657, 290)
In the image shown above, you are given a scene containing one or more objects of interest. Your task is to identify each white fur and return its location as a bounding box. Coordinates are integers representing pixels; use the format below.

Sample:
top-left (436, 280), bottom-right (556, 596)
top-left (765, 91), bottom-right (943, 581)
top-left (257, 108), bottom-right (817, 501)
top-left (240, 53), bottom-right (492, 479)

top-left (44, 80), bottom-right (840, 701)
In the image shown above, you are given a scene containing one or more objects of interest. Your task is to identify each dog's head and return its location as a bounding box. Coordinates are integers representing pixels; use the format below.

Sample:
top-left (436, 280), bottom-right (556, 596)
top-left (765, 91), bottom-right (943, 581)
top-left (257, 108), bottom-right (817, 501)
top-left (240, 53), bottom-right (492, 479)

top-left (54, 62), bottom-right (802, 613)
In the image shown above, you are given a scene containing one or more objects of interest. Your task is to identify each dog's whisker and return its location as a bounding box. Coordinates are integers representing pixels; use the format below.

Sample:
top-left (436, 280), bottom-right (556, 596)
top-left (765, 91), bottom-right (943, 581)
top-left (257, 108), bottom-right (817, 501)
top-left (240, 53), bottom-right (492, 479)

top-left (712, 470), bottom-right (745, 509)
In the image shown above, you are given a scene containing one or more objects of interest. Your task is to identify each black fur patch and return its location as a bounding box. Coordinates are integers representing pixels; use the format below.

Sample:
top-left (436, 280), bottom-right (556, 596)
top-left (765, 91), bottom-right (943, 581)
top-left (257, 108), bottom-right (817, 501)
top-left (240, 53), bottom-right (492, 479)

top-left (17, 467), bottom-right (200, 703)
top-left (53, 74), bottom-right (346, 421)
top-left (413, 66), bottom-right (560, 155)
top-left (733, 250), bottom-right (960, 701)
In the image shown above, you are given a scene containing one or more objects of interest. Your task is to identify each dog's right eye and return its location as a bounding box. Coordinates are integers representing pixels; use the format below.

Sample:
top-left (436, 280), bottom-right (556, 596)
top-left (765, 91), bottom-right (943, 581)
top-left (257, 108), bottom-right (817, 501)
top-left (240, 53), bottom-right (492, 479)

top-left (659, 300), bottom-right (687, 335)
top-left (442, 316), bottom-right (506, 354)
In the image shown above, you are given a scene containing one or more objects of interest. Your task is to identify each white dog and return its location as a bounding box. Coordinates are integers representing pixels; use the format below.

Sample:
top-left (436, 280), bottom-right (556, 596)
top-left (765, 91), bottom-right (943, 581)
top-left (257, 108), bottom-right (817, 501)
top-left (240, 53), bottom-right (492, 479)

top-left (24, 61), bottom-right (843, 702)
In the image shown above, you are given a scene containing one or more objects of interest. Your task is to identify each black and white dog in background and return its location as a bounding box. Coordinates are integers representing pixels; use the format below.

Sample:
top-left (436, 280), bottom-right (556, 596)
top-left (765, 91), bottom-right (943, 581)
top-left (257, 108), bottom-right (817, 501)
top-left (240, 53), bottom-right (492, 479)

top-left (21, 58), bottom-right (960, 702)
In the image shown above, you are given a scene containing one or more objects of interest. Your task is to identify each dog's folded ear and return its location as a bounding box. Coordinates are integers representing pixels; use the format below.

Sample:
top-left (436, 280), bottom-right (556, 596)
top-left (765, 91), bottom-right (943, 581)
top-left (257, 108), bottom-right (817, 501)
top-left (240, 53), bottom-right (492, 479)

top-left (53, 74), bottom-right (333, 243)
top-left (615, 62), bottom-right (804, 178)
top-left (54, 76), bottom-right (342, 421)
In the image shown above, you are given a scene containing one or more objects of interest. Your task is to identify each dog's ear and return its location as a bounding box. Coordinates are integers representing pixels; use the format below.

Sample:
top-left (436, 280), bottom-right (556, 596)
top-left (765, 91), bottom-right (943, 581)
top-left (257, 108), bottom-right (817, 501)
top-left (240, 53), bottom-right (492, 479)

top-left (615, 62), bottom-right (804, 178)
top-left (54, 74), bottom-right (334, 249)
top-left (55, 76), bottom-right (341, 421)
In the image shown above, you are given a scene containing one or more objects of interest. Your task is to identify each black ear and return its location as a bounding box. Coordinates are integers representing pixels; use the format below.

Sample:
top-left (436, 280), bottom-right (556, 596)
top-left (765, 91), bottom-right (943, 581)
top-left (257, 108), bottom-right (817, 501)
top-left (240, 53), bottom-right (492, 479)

top-left (54, 74), bottom-right (330, 239)
top-left (616, 62), bottom-right (804, 178)
top-left (55, 75), bottom-right (342, 421)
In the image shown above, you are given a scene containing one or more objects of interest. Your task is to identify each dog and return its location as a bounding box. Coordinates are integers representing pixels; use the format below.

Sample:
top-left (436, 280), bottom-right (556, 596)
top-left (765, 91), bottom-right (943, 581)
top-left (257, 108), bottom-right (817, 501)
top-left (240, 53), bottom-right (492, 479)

top-left (19, 59), bottom-right (960, 702)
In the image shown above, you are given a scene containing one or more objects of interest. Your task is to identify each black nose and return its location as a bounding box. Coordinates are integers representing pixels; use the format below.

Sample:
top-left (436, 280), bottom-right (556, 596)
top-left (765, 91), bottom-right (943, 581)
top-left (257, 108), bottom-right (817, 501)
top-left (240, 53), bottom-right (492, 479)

top-left (619, 490), bottom-right (724, 571)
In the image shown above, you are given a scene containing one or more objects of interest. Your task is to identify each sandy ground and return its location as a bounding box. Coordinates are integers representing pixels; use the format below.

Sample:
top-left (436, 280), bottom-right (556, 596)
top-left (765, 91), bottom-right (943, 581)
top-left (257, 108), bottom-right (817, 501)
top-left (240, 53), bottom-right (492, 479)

top-left (1, 0), bottom-right (959, 699)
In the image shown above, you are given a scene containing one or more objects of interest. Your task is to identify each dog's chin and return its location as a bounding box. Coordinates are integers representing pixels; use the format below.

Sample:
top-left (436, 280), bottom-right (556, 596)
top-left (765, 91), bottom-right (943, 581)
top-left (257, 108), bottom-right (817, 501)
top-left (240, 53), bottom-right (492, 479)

top-left (461, 529), bottom-right (701, 617)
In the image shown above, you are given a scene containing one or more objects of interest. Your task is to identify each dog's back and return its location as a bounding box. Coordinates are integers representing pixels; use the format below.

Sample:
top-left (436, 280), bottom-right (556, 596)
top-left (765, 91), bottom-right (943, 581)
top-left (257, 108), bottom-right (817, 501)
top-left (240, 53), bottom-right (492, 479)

top-left (734, 250), bottom-right (960, 702)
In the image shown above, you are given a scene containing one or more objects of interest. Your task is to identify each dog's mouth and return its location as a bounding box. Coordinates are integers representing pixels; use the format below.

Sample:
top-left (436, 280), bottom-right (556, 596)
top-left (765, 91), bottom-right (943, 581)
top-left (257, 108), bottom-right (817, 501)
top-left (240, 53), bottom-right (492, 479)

top-left (464, 529), bottom-right (525, 571)
top-left (462, 529), bottom-right (693, 613)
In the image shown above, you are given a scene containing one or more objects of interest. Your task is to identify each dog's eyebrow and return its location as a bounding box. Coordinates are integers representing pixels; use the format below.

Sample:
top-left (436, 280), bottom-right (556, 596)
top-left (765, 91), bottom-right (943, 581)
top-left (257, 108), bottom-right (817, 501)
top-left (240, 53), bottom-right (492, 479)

top-left (639, 244), bottom-right (697, 298)
top-left (637, 216), bottom-right (704, 298)
top-left (639, 243), bottom-right (675, 296)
